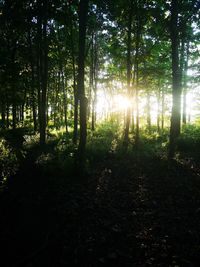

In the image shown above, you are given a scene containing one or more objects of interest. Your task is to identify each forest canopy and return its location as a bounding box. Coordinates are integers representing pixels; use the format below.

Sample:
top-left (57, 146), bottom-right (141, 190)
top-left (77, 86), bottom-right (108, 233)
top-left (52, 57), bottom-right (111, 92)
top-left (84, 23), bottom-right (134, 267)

top-left (0, 0), bottom-right (200, 166)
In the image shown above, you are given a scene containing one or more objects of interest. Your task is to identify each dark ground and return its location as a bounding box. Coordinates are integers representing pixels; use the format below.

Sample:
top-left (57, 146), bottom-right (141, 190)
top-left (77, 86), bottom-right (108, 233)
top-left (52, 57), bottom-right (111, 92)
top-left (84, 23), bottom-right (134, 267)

top-left (1, 145), bottom-right (200, 267)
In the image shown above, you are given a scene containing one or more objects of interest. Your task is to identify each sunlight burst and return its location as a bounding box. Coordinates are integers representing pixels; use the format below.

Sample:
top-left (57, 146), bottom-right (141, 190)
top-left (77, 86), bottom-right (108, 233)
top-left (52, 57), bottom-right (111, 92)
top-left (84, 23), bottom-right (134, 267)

top-left (96, 90), bottom-right (132, 119)
top-left (113, 95), bottom-right (132, 111)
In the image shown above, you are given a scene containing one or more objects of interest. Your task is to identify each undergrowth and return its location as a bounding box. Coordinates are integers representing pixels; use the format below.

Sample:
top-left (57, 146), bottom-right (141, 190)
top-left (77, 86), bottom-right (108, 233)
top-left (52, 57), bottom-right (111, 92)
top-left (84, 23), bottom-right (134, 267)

top-left (177, 124), bottom-right (200, 160)
top-left (1, 123), bottom-right (200, 182)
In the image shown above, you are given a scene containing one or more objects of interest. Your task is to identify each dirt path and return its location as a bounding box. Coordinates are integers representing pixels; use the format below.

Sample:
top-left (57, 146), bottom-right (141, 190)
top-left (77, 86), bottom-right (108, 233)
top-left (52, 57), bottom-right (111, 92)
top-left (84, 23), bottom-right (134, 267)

top-left (1, 154), bottom-right (200, 266)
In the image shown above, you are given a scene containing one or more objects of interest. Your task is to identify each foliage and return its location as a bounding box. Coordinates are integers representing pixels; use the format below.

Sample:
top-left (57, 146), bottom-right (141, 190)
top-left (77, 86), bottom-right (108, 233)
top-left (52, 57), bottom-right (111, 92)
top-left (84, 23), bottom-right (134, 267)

top-left (114, 127), bottom-right (169, 160)
top-left (177, 124), bottom-right (200, 158)
top-left (86, 121), bottom-right (119, 163)
top-left (0, 0), bottom-right (199, 161)
top-left (137, 130), bottom-right (168, 159)
top-left (0, 138), bottom-right (19, 182)
top-left (54, 135), bottom-right (75, 172)
top-left (23, 133), bottom-right (40, 148)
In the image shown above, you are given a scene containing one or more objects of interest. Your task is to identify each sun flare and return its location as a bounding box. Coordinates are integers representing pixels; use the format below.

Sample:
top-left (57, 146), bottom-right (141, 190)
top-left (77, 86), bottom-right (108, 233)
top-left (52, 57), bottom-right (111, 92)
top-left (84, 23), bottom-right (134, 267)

top-left (95, 90), bottom-right (132, 119)
top-left (113, 95), bottom-right (132, 110)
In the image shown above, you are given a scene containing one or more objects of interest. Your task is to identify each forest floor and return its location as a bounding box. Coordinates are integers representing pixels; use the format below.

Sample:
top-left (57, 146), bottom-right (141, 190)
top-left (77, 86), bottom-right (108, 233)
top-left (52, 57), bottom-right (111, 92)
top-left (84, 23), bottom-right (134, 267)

top-left (1, 140), bottom-right (200, 267)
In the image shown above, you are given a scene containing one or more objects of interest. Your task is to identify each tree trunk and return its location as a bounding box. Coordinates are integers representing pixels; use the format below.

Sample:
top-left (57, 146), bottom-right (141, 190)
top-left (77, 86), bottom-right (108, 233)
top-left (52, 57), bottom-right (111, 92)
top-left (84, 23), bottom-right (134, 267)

top-left (62, 70), bottom-right (68, 134)
top-left (89, 33), bottom-right (94, 127)
top-left (40, 16), bottom-right (48, 145)
top-left (6, 103), bottom-right (9, 128)
top-left (38, 0), bottom-right (48, 145)
top-left (161, 87), bottom-right (164, 131)
top-left (88, 34), bottom-right (94, 123)
top-left (77, 0), bottom-right (89, 169)
top-left (92, 33), bottom-right (98, 131)
top-left (12, 101), bottom-right (17, 129)
top-left (11, 44), bottom-right (17, 130)
top-left (182, 41), bottom-right (189, 124)
top-left (28, 30), bottom-right (38, 132)
top-left (157, 87), bottom-right (161, 133)
top-left (169, 0), bottom-right (181, 158)
top-left (69, 7), bottom-right (78, 145)
top-left (1, 102), bottom-right (6, 129)
top-left (92, 75), bottom-right (97, 131)
top-left (21, 87), bottom-right (27, 125)
top-left (37, 0), bottom-right (42, 137)
top-left (124, 3), bottom-right (133, 146)
top-left (147, 91), bottom-right (151, 133)
top-left (135, 4), bottom-right (140, 147)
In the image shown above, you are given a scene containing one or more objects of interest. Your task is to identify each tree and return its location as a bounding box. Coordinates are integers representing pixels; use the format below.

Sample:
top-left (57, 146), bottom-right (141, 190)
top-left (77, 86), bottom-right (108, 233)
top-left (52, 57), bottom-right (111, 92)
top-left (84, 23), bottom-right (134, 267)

top-left (77, 0), bottom-right (89, 169)
top-left (168, 0), bottom-right (182, 158)
top-left (168, 0), bottom-right (199, 157)
top-left (124, 1), bottom-right (133, 146)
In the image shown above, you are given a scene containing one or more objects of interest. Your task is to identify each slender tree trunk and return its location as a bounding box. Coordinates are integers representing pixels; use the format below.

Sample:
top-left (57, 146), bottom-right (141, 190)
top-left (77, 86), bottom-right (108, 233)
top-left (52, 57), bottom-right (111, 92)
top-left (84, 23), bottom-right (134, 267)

top-left (40, 47), bottom-right (48, 143)
top-left (21, 87), bottom-right (27, 125)
top-left (12, 101), bottom-right (17, 129)
top-left (135, 7), bottom-right (140, 147)
top-left (53, 77), bottom-right (58, 128)
top-left (54, 72), bottom-right (60, 129)
top-left (147, 91), bottom-right (151, 133)
top-left (69, 7), bottom-right (78, 145)
top-left (46, 93), bottom-right (49, 129)
top-left (1, 102), bottom-right (6, 129)
top-left (92, 75), bottom-right (97, 131)
top-left (131, 58), bottom-right (136, 132)
top-left (6, 103), bottom-right (9, 128)
top-left (90, 35), bottom-right (94, 130)
top-left (21, 104), bottom-right (24, 124)
top-left (92, 33), bottom-right (98, 131)
top-left (28, 30), bottom-right (37, 132)
top-left (157, 87), bottom-right (161, 133)
top-left (182, 87), bottom-right (187, 124)
top-left (161, 87), bottom-right (165, 130)
top-left (11, 44), bottom-right (17, 130)
top-left (73, 83), bottom-right (78, 144)
top-left (37, 0), bottom-right (42, 137)
top-left (89, 33), bottom-right (94, 126)
top-left (169, 0), bottom-right (182, 158)
top-left (124, 3), bottom-right (132, 146)
top-left (39, 0), bottom-right (48, 145)
top-left (62, 70), bottom-right (68, 134)
top-left (77, 0), bottom-right (89, 169)
top-left (32, 86), bottom-right (37, 132)
top-left (182, 41), bottom-right (189, 124)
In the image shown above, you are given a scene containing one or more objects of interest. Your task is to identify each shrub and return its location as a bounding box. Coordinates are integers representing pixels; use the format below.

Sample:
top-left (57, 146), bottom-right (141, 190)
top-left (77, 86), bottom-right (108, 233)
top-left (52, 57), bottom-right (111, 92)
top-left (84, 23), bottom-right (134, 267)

top-left (177, 124), bottom-right (200, 158)
top-left (87, 121), bottom-right (119, 162)
top-left (0, 138), bottom-right (19, 182)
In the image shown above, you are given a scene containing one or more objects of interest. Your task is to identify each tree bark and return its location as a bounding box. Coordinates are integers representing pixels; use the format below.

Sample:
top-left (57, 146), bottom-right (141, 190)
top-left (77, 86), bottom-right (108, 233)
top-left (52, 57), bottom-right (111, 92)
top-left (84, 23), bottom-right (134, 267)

top-left (6, 102), bottom-right (9, 128)
top-left (157, 87), bottom-right (161, 133)
top-left (69, 6), bottom-right (78, 145)
top-left (124, 3), bottom-right (133, 146)
top-left (161, 87), bottom-right (164, 131)
top-left (37, 0), bottom-right (48, 145)
top-left (62, 69), bottom-right (68, 134)
top-left (135, 3), bottom-right (140, 147)
top-left (169, 0), bottom-right (182, 158)
top-left (146, 91), bottom-right (151, 133)
top-left (1, 101), bottom-right (6, 129)
top-left (28, 29), bottom-right (38, 132)
top-left (77, 0), bottom-right (89, 169)
top-left (37, 0), bottom-right (42, 137)
top-left (91, 33), bottom-right (98, 131)
top-left (11, 43), bottom-right (17, 130)
top-left (182, 41), bottom-right (189, 124)
top-left (169, 0), bottom-right (181, 158)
